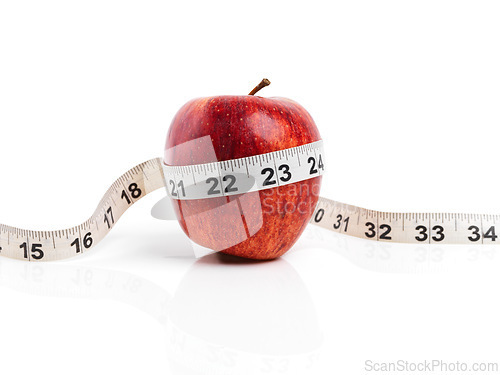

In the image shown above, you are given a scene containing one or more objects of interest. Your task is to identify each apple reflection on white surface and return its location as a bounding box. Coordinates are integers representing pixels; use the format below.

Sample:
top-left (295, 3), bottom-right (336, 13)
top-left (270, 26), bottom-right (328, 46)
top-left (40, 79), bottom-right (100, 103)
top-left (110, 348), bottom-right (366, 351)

top-left (166, 255), bottom-right (322, 374)
top-left (0, 253), bottom-right (322, 375)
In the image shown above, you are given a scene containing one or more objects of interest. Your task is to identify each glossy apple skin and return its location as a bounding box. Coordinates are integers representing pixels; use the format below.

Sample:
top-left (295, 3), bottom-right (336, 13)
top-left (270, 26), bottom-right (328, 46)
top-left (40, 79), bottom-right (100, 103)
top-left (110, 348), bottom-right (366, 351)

top-left (164, 95), bottom-right (321, 260)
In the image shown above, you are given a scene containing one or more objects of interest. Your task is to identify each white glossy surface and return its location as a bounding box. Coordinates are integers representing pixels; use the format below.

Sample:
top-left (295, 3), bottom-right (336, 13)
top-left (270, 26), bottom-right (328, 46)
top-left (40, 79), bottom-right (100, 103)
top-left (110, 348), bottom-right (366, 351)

top-left (1, 201), bottom-right (499, 374)
top-left (1, 1), bottom-right (500, 373)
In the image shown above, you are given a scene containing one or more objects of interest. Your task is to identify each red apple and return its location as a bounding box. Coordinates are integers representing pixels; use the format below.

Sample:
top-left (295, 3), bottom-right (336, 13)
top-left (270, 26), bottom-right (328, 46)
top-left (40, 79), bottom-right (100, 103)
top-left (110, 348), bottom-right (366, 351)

top-left (164, 80), bottom-right (322, 260)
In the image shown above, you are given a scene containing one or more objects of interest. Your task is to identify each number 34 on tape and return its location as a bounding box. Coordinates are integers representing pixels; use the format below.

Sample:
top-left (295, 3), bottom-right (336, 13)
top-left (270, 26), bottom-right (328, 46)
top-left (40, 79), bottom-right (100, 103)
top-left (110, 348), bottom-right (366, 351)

top-left (311, 198), bottom-right (500, 245)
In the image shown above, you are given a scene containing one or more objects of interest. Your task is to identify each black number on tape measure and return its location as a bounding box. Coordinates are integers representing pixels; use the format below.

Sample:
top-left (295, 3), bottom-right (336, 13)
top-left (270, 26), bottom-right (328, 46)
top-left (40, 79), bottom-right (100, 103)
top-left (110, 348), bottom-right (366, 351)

top-left (278, 164), bottom-right (292, 182)
top-left (365, 222), bottom-right (392, 240)
top-left (314, 209), bottom-right (325, 223)
top-left (262, 164), bottom-right (292, 185)
top-left (169, 180), bottom-right (177, 197)
top-left (415, 225), bottom-right (428, 242)
top-left (121, 183), bottom-right (142, 204)
top-left (335, 216), bottom-right (350, 232)
top-left (468, 226), bottom-right (481, 242)
top-left (121, 190), bottom-right (131, 204)
top-left (318, 154), bottom-right (324, 171)
top-left (83, 232), bottom-right (94, 248)
top-left (177, 181), bottom-right (186, 197)
top-left (20, 243), bottom-right (27, 258)
top-left (333, 214), bottom-right (342, 229)
top-left (416, 225), bottom-right (445, 242)
top-left (365, 222), bottom-right (376, 238)
top-left (104, 207), bottom-right (114, 229)
top-left (223, 175), bottom-right (238, 193)
top-left (71, 232), bottom-right (93, 253)
top-left (262, 168), bottom-right (277, 186)
top-left (128, 183), bottom-right (142, 198)
top-left (379, 224), bottom-right (392, 240)
top-left (20, 242), bottom-right (44, 260)
top-left (169, 180), bottom-right (186, 197)
top-left (343, 217), bottom-right (350, 231)
top-left (206, 177), bottom-right (221, 195)
top-left (484, 226), bottom-right (498, 241)
top-left (432, 225), bottom-right (445, 242)
top-left (70, 238), bottom-right (80, 253)
top-left (308, 157), bottom-right (318, 174)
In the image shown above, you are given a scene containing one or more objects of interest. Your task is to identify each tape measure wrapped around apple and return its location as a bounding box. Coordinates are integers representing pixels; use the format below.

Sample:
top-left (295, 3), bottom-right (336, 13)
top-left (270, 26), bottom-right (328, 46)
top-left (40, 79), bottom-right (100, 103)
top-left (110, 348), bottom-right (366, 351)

top-left (163, 79), bottom-right (323, 260)
top-left (1, 79), bottom-right (500, 262)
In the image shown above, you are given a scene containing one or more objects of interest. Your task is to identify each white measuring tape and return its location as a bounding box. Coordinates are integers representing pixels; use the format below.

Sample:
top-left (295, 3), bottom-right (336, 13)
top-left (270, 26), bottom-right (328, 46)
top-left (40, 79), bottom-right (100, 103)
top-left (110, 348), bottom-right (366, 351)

top-left (162, 141), bottom-right (325, 200)
top-left (0, 159), bottom-right (165, 261)
top-left (1, 140), bottom-right (499, 262)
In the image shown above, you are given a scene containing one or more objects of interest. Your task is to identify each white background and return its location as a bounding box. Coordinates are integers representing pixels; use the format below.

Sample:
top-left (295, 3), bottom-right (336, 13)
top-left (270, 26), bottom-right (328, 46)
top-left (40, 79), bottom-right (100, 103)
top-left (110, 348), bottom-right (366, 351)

top-left (1, 1), bottom-right (500, 374)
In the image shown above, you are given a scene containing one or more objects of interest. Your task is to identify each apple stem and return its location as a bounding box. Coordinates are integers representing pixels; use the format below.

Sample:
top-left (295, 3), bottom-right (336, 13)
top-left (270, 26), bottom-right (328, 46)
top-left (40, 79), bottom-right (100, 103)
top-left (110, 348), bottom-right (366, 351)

top-left (248, 78), bottom-right (271, 95)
